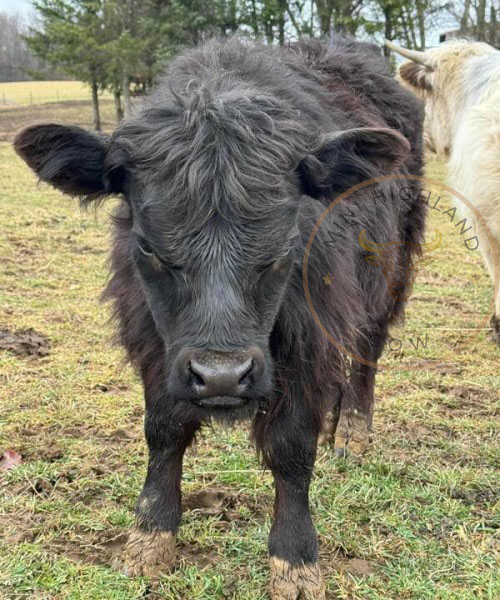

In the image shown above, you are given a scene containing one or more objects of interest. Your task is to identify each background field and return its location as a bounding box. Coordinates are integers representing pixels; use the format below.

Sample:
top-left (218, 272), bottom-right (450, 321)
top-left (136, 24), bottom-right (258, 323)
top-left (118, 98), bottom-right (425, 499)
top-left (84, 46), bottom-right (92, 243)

top-left (0, 97), bottom-right (498, 600)
top-left (0, 81), bottom-right (112, 106)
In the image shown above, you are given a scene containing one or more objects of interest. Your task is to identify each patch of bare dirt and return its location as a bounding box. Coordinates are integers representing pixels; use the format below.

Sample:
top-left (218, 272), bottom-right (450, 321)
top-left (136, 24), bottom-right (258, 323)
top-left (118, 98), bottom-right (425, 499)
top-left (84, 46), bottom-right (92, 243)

top-left (183, 490), bottom-right (226, 511)
top-left (450, 485), bottom-right (500, 506)
top-left (93, 383), bottom-right (130, 394)
top-left (437, 385), bottom-right (497, 417)
top-left (404, 359), bottom-right (463, 375)
top-left (50, 529), bottom-right (129, 567)
top-left (183, 488), bottom-right (270, 528)
top-left (337, 557), bottom-right (377, 576)
top-left (0, 327), bottom-right (50, 357)
top-left (178, 540), bottom-right (222, 569)
top-left (321, 547), bottom-right (379, 578)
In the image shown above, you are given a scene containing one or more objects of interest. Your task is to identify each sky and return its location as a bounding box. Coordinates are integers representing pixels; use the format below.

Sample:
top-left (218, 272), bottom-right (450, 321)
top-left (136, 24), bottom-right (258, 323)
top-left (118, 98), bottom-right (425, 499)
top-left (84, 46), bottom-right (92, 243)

top-left (1, 0), bottom-right (35, 20)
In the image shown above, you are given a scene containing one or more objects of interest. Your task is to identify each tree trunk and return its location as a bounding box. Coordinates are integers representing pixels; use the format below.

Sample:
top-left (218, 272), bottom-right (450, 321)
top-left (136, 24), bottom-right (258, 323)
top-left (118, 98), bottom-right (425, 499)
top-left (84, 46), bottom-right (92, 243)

top-left (383, 8), bottom-right (393, 58)
top-left (114, 91), bottom-right (124, 122)
top-left (460, 0), bottom-right (471, 32)
top-left (489, 4), bottom-right (497, 47)
top-left (315, 0), bottom-right (333, 36)
top-left (228, 0), bottom-right (238, 33)
top-left (91, 79), bottom-right (101, 132)
top-left (476, 0), bottom-right (487, 41)
top-left (122, 73), bottom-right (132, 118)
top-left (416, 0), bottom-right (426, 49)
top-left (278, 0), bottom-right (286, 45)
top-left (403, 5), bottom-right (418, 49)
top-left (287, 4), bottom-right (302, 37)
top-left (264, 19), bottom-right (274, 44)
top-left (250, 0), bottom-right (259, 36)
top-left (333, 1), bottom-right (349, 34)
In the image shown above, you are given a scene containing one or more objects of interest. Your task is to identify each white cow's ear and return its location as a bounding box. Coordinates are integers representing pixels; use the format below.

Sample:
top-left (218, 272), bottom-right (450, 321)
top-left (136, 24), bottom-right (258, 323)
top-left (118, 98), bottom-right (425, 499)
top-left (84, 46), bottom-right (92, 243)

top-left (399, 62), bottom-right (434, 92)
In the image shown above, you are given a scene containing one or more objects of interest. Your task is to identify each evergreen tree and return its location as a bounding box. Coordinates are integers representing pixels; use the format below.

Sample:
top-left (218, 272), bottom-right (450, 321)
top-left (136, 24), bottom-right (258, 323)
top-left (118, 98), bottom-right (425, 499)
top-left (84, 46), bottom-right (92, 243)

top-left (27, 0), bottom-right (107, 129)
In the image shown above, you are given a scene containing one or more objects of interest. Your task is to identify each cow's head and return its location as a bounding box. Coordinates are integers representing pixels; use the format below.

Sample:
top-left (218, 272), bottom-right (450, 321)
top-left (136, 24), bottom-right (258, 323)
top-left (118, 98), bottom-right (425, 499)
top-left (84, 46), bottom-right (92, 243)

top-left (14, 90), bottom-right (409, 418)
top-left (386, 39), bottom-right (496, 158)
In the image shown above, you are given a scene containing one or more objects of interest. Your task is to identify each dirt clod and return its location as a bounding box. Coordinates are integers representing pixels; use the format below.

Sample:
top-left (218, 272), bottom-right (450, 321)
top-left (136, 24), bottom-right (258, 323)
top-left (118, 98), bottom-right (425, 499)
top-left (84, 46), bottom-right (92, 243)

top-left (0, 327), bottom-right (50, 357)
top-left (0, 449), bottom-right (22, 471)
top-left (338, 557), bottom-right (376, 577)
top-left (183, 490), bottom-right (227, 511)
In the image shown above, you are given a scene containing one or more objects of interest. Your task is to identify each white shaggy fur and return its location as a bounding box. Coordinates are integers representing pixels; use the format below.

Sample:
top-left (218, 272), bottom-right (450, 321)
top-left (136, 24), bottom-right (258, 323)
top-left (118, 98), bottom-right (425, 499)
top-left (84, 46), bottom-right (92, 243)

top-left (397, 41), bottom-right (500, 336)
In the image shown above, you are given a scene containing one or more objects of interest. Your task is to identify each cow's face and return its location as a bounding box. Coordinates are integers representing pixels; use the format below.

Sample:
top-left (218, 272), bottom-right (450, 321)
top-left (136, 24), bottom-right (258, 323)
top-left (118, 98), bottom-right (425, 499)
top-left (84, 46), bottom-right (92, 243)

top-left (14, 117), bottom-right (409, 418)
top-left (396, 41), bottom-right (495, 158)
top-left (125, 172), bottom-right (300, 417)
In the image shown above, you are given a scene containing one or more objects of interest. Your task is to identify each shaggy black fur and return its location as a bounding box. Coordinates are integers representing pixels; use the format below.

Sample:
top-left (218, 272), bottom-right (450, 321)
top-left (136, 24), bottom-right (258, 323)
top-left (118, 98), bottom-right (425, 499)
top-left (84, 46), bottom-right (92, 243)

top-left (14, 37), bottom-right (425, 583)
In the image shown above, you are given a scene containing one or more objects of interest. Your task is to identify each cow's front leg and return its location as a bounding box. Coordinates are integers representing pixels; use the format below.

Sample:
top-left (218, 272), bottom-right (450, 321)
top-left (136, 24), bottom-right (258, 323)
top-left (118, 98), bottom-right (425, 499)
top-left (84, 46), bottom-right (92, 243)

top-left (255, 403), bottom-right (325, 600)
top-left (120, 407), bottom-right (199, 577)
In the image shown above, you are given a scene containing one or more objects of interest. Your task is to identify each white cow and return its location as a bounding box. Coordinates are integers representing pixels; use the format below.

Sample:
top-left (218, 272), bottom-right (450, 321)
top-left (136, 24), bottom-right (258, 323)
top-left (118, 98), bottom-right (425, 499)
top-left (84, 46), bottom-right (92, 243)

top-left (386, 39), bottom-right (500, 344)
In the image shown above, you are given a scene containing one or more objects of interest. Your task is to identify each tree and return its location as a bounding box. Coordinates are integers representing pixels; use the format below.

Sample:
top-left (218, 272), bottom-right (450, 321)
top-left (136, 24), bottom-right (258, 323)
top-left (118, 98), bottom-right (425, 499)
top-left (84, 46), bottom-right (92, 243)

top-left (26, 1), bottom-right (108, 130)
top-left (0, 12), bottom-right (58, 82)
top-left (371, 0), bottom-right (451, 50)
top-left (28, 0), bottom-right (493, 130)
top-left (453, 0), bottom-right (499, 46)
top-left (101, 0), bottom-right (153, 120)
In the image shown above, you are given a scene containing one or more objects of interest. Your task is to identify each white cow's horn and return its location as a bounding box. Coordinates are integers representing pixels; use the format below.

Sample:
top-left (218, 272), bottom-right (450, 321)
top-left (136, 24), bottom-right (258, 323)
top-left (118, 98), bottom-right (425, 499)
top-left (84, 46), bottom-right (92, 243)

top-left (384, 40), bottom-right (433, 69)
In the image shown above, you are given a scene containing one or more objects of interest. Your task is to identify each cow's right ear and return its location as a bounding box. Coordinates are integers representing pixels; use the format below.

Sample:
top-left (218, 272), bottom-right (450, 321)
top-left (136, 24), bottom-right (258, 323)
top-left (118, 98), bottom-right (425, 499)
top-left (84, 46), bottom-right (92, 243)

top-left (14, 124), bottom-right (124, 199)
top-left (298, 126), bottom-right (411, 200)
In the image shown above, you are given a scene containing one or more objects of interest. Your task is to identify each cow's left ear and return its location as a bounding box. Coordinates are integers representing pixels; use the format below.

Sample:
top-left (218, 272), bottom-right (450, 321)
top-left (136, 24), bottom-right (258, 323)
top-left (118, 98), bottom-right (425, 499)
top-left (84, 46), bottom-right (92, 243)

top-left (14, 123), bottom-right (124, 199)
top-left (298, 127), bottom-right (411, 200)
top-left (399, 62), bottom-right (433, 92)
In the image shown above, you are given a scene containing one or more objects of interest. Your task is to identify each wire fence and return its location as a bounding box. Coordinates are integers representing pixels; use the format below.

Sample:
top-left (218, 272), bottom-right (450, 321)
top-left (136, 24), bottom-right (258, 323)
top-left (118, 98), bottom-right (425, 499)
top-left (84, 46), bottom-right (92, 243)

top-left (0, 82), bottom-right (112, 107)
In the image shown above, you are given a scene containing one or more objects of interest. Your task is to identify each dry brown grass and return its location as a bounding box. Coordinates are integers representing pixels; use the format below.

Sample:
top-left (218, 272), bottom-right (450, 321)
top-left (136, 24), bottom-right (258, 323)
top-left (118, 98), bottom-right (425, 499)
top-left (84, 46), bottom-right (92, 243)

top-left (0, 99), bottom-right (498, 599)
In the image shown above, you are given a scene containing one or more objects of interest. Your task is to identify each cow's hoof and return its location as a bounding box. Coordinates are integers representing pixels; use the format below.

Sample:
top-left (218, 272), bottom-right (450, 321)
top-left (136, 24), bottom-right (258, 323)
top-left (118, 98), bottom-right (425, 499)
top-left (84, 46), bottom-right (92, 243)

top-left (269, 557), bottom-right (325, 600)
top-left (318, 410), bottom-right (336, 446)
top-left (333, 411), bottom-right (370, 458)
top-left (490, 314), bottom-right (500, 345)
top-left (118, 529), bottom-right (176, 577)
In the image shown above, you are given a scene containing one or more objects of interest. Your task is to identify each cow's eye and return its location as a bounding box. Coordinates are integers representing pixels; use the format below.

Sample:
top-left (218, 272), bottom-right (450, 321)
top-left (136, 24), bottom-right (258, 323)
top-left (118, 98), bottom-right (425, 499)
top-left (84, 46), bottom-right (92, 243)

top-left (136, 237), bottom-right (183, 271)
top-left (272, 256), bottom-right (290, 274)
top-left (258, 252), bottom-right (293, 276)
top-left (138, 238), bottom-right (155, 257)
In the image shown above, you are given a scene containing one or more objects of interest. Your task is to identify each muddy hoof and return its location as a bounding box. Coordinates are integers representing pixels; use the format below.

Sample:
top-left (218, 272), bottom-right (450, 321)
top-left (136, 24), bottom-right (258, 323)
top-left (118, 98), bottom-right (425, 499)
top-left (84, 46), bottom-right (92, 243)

top-left (334, 447), bottom-right (346, 459)
top-left (117, 529), bottom-right (176, 577)
top-left (269, 558), bottom-right (325, 600)
top-left (318, 410), bottom-right (336, 446)
top-left (490, 314), bottom-right (500, 346)
top-left (334, 411), bottom-right (371, 458)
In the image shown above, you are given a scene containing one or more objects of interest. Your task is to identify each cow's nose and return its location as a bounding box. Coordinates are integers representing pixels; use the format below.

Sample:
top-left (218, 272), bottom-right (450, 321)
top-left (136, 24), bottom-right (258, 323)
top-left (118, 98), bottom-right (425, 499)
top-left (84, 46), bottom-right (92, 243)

top-left (177, 348), bottom-right (264, 403)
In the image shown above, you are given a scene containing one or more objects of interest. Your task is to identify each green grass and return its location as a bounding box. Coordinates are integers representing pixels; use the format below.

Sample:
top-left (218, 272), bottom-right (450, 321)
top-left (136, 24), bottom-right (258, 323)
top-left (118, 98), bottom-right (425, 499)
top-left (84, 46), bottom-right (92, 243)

top-left (0, 81), bottom-right (112, 106)
top-left (0, 130), bottom-right (499, 599)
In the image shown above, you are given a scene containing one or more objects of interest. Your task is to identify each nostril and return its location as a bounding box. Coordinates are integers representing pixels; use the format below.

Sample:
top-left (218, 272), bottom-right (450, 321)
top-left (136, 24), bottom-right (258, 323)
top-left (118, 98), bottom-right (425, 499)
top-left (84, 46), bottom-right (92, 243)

top-left (238, 358), bottom-right (254, 386)
top-left (188, 361), bottom-right (206, 388)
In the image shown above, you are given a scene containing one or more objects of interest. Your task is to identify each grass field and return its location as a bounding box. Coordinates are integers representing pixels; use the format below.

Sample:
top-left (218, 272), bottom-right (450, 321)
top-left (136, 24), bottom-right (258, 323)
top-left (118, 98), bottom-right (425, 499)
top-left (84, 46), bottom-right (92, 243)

top-left (0, 81), bottom-right (112, 106)
top-left (0, 97), bottom-right (498, 600)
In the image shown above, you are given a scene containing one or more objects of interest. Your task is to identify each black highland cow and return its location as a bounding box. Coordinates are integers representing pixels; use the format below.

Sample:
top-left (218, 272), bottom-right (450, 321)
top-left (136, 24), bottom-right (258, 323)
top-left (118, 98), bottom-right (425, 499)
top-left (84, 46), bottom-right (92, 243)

top-left (14, 38), bottom-right (425, 598)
